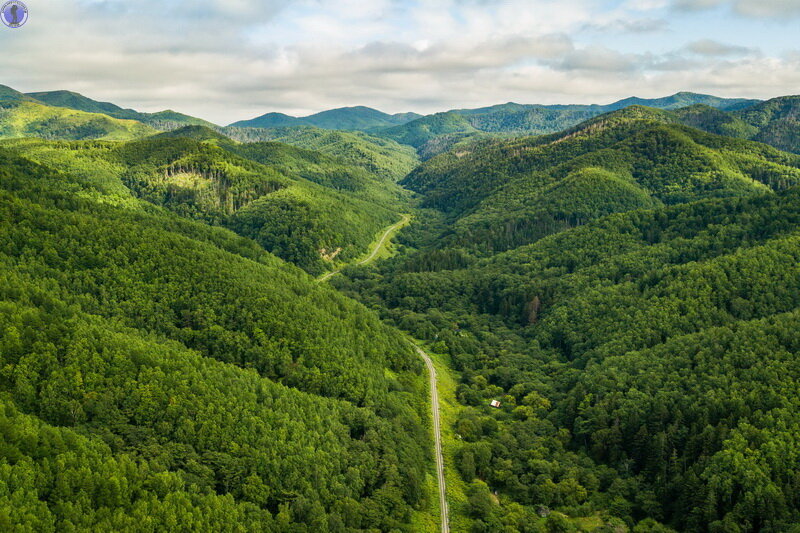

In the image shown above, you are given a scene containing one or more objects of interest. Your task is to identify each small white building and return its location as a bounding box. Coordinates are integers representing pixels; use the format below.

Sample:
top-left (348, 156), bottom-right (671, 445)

top-left (490, 400), bottom-right (501, 408)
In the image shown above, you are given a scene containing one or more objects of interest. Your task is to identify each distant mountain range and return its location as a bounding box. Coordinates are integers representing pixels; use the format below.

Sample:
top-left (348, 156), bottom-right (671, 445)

top-left (228, 105), bottom-right (423, 131)
top-left (2, 83), bottom-right (799, 156)
top-left (378, 92), bottom-right (762, 150)
top-left (403, 103), bottom-right (800, 250)
top-left (25, 89), bottom-right (218, 130)
top-left (5, 78), bottom-right (800, 531)
top-left (230, 92), bottom-right (758, 136)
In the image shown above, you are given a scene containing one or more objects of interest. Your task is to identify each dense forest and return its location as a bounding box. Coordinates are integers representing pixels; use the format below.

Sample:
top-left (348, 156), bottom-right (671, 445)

top-left (5, 80), bottom-right (800, 531)
top-left (0, 131), bottom-right (405, 275)
top-left (402, 107), bottom-right (800, 254)
top-left (376, 93), bottom-right (759, 154)
top-left (0, 148), bottom-right (432, 531)
top-left (221, 125), bottom-right (420, 182)
top-left (335, 107), bottom-right (800, 530)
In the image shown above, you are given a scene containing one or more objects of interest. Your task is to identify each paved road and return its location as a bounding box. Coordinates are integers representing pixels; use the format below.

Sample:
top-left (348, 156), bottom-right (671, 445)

top-left (414, 344), bottom-right (449, 533)
top-left (318, 214), bottom-right (410, 282)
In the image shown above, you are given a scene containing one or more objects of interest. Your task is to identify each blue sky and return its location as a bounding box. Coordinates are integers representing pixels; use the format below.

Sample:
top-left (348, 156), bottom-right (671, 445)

top-left (0, 0), bottom-right (798, 123)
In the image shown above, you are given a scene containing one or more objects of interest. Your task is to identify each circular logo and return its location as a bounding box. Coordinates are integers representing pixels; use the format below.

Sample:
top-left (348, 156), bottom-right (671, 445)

top-left (1, 1), bottom-right (28, 28)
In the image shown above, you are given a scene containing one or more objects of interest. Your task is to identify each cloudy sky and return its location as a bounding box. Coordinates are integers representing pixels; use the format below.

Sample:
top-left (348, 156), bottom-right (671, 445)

top-left (1, 0), bottom-right (798, 124)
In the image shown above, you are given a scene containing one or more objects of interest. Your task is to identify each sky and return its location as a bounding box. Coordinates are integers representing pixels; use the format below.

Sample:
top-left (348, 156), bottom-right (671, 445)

top-left (0, 0), bottom-right (798, 124)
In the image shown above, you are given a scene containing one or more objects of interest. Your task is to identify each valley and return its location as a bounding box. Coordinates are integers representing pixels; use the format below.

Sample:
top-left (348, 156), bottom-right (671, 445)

top-left (1, 83), bottom-right (800, 532)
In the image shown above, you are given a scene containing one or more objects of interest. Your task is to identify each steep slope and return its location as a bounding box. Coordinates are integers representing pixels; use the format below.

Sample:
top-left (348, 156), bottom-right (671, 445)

top-left (672, 104), bottom-right (759, 139)
top-left (153, 124), bottom-right (234, 145)
top-left (155, 124), bottom-right (410, 210)
top-left (0, 99), bottom-right (157, 140)
top-left (0, 148), bottom-right (430, 531)
top-left (0, 136), bottom-right (398, 274)
top-left (229, 106), bottom-right (420, 131)
top-left (0, 84), bottom-right (35, 102)
top-left (228, 141), bottom-right (409, 207)
top-left (733, 96), bottom-right (800, 154)
top-left (606, 91), bottom-right (757, 111)
top-left (222, 125), bottom-right (419, 181)
top-left (338, 184), bottom-right (800, 532)
top-left (617, 97), bottom-right (800, 154)
top-left (25, 89), bottom-right (218, 130)
top-left (402, 107), bottom-right (800, 252)
top-left (138, 110), bottom-right (218, 130)
top-left (379, 92), bottom-right (759, 151)
top-left (379, 112), bottom-right (483, 150)
top-left (26, 89), bottom-right (142, 119)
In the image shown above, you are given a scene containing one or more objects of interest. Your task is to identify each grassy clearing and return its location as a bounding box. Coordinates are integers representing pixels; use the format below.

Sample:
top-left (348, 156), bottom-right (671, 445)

top-left (318, 213), bottom-right (411, 281)
top-left (358, 213), bottom-right (412, 265)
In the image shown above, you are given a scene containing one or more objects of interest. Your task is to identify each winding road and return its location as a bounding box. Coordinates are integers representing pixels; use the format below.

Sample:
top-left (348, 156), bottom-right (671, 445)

top-left (414, 344), bottom-right (449, 533)
top-left (317, 214), bottom-right (411, 282)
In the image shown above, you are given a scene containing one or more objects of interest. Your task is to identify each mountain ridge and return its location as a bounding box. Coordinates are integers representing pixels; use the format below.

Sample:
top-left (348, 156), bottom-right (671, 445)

top-left (229, 105), bottom-right (422, 131)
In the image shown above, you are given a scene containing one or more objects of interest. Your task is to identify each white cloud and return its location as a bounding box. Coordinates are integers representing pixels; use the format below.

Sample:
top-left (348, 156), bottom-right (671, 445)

top-left (673, 0), bottom-right (800, 17)
top-left (685, 39), bottom-right (756, 56)
top-left (0, 0), bottom-right (795, 124)
top-left (584, 17), bottom-right (669, 33)
top-left (552, 47), bottom-right (641, 72)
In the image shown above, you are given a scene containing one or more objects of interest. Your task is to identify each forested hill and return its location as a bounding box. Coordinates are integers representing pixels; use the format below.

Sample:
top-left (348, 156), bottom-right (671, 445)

top-left (0, 147), bottom-right (431, 531)
top-left (401, 106), bottom-right (800, 253)
top-left (619, 96), bottom-right (800, 155)
top-left (731, 96), bottom-right (800, 153)
top-left (0, 99), bottom-right (158, 141)
top-left (377, 92), bottom-right (760, 152)
top-left (228, 106), bottom-right (421, 131)
top-left (333, 102), bottom-right (800, 530)
top-left (338, 183), bottom-right (800, 532)
top-left (0, 133), bottom-right (405, 275)
top-left (221, 125), bottom-right (419, 182)
top-left (24, 89), bottom-right (219, 131)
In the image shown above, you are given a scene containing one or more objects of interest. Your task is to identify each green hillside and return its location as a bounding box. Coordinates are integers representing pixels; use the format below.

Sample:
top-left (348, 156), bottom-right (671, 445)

top-left (157, 125), bottom-right (406, 204)
top-left (0, 147), bottom-right (431, 531)
top-left (229, 106), bottom-right (420, 131)
top-left (223, 125), bottom-right (419, 181)
top-left (378, 92), bottom-right (760, 153)
top-left (0, 84), bottom-right (35, 102)
top-left (25, 89), bottom-right (218, 130)
top-left (672, 104), bottom-right (759, 139)
top-left (138, 110), bottom-right (218, 131)
top-left (153, 124), bottom-right (234, 145)
top-left (338, 175), bottom-right (800, 533)
top-left (154, 123), bottom-right (410, 216)
top-left (26, 89), bottom-right (142, 119)
top-left (229, 141), bottom-right (409, 207)
top-left (401, 107), bottom-right (800, 252)
top-left (379, 111), bottom-right (482, 149)
top-left (0, 135), bottom-right (399, 274)
top-left (733, 96), bottom-right (800, 154)
top-left (616, 97), bottom-right (800, 154)
top-left (0, 100), bottom-right (157, 141)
